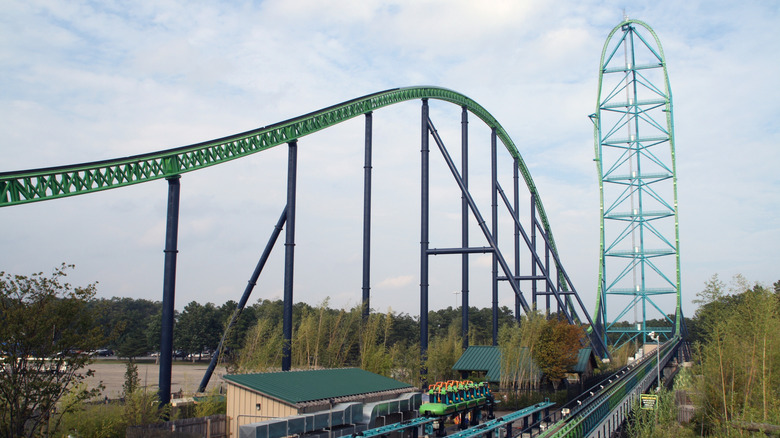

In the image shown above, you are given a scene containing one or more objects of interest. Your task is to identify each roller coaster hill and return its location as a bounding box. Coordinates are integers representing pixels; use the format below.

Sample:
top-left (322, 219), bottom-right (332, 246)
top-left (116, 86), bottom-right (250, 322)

top-left (1, 17), bottom-right (689, 438)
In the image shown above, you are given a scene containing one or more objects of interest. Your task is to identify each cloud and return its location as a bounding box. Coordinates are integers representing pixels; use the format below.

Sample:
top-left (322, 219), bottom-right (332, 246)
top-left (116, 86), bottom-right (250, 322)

top-left (376, 275), bottom-right (415, 290)
top-left (0, 0), bottom-right (778, 321)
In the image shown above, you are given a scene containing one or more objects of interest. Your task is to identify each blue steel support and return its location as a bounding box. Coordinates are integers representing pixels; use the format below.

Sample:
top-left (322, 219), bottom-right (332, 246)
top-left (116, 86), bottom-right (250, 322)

top-left (513, 159), bottom-right (521, 321)
top-left (461, 106), bottom-right (469, 349)
top-left (159, 175), bottom-right (180, 406)
top-left (282, 140), bottom-right (298, 371)
top-left (531, 193), bottom-right (537, 309)
top-left (420, 99), bottom-right (430, 388)
top-left (427, 118), bottom-right (529, 314)
top-left (198, 207), bottom-right (287, 392)
top-left (545, 234), bottom-right (551, 313)
top-left (362, 112), bottom-right (373, 320)
top-left (491, 128), bottom-right (499, 346)
top-left (497, 184), bottom-right (610, 356)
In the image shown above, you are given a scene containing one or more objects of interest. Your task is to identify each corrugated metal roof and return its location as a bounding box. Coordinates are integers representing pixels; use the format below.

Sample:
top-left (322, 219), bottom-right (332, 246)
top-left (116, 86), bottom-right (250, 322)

top-left (452, 346), bottom-right (504, 382)
top-left (224, 368), bottom-right (413, 405)
top-left (572, 348), bottom-right (595, 374)
top-left (452, 346), bottom-right (545, 383)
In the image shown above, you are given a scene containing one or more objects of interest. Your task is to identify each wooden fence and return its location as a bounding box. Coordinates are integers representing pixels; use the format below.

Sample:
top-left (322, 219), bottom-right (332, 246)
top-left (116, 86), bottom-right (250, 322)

top-left (126, 414), bottom-right (228, 438)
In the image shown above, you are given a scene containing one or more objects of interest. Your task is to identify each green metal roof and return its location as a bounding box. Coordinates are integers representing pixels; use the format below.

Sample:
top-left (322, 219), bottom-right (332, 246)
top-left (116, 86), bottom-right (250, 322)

top-left (453, 346), bottom-right (502, 382)
top-left (453, 346), bottom-right (595, 382)
top-left (224, 368), bottom-right (413, 405)
top-left (572, 348), bottom-right (596, 374)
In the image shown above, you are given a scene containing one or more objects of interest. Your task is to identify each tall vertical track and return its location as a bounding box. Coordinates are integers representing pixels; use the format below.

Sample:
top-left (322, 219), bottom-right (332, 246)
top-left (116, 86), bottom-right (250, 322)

top-left (590, 20), bottom-right (683, 349)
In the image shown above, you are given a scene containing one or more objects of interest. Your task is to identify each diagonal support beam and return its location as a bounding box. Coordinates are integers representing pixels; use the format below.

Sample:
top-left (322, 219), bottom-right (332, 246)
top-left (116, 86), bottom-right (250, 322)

top-left (427, 117), bottom-right (530, 313)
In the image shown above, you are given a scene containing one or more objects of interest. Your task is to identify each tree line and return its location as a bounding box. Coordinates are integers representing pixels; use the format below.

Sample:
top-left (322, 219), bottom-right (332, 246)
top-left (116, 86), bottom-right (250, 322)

top-left (85, 295), bottom-right (517, 362)
top-left (8, 264), bottom-right (775, 437)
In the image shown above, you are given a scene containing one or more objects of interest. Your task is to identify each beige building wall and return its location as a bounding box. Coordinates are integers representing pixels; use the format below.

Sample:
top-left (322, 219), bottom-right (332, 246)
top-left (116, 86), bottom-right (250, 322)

top-left (227, 382), bottom-right (299, 437)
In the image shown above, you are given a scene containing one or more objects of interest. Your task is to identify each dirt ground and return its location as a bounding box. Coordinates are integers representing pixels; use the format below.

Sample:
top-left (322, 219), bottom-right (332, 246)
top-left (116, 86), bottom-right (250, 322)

top-left (83, 360), bottom-right (227, 400)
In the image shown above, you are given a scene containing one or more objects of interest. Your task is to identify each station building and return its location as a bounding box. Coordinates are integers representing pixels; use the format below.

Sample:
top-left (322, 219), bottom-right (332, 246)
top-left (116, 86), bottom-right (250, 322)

top-left (224, 368), bottom-right (421, 438)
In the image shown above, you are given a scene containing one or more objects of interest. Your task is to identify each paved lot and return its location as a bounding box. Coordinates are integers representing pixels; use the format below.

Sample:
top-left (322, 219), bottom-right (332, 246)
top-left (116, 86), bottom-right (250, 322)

top-left (83, 359), bottom-right (227, 399)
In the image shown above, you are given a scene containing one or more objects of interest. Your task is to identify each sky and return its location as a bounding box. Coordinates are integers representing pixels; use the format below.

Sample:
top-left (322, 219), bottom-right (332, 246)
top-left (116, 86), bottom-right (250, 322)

top-left (1, 0), bottom-right (778, 322)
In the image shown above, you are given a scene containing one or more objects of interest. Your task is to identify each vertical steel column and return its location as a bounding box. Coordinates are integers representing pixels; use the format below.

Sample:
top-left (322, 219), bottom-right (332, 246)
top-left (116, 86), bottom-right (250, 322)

top-left (531, 193), bottom-right (537, 309)
top-left (490, 128), bottom-right (498, 346)
top-left (460, 106), bottom-right (469, 349)
top-left (159, 175), bottom-right (180, 406)
top-left (282, 140), bottom-right (298, 372)
top-left (513, 159), bottom-right (521, 321)
top-left (362, 112), bottom-right (373, 321)
top-left (556, 263), bottom-right (562, 316)
top-left (420, 99), bottom-right (430, 388)
top-left (545, 235), bottom-right (551, 314)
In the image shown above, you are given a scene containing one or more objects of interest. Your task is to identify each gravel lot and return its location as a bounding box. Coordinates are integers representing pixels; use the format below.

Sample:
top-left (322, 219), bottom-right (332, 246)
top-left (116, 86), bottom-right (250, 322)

top-left (83, 359), bottom-right (227, 399)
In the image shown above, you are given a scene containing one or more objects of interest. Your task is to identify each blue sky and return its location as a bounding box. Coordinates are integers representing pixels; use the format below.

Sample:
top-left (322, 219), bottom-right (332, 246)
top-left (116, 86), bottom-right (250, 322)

top-left (1, 0), bottom-right (778, 321)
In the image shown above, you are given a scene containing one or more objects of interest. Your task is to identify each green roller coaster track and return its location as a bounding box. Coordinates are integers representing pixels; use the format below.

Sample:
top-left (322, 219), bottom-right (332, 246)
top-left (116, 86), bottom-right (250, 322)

top-left (0, 85), bottom-right (577, 295)
top-left (590, 20), bottom-right (683, 347)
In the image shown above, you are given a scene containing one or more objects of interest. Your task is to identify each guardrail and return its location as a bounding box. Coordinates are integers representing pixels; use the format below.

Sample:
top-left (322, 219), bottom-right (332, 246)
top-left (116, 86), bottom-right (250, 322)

top-left (537, 336), bottom-right (682, 438)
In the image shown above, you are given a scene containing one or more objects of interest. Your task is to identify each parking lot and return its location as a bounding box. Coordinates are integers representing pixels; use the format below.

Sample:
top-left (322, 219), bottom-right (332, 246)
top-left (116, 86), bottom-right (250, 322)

top-left (83, 358), bottom-right (227, 399)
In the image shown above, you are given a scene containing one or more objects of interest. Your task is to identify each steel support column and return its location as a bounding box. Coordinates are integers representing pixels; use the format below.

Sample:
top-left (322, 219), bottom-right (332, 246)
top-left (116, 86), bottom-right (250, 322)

top-left (427, 118), bottom-right (530, 315)
top-left (362, 112), bottom-right (373, 320)
top-left (420, 99), bottom-right (430, 388)
top-left (513, 159), bottom-right (521, 321)
top-left (282, 140), bottom-right (298, 372)
top-left (545, 233), bottom-right (551, 313)
top-left (531, 193), bottom-right (537, 309)
top-left (159, 175), bottom-right (180, 406)
top-left (490, 128), bottom-right (499, 346)
top-left (460, 106), bottom-right (469, 349)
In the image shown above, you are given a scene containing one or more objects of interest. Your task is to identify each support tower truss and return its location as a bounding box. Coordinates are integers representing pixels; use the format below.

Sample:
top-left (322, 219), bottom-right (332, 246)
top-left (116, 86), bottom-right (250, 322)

top-left (591, 20), bottom-right (682, 349)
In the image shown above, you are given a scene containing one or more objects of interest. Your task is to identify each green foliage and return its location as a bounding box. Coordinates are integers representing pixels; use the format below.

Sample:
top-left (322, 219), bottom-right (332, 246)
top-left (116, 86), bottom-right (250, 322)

top-left (498, 312), bottom-right (584, 390)
top-left (57, 399), bottom-right (125, 438)
top-left (194, 389), bottom-right (227, 417)
top-left (387, 341), bottom-right (420, 386)
top-left (499, 311), bottom-right (545, 391)
top-left (175, 301), bottom-right (221, 359)
top-left (425, 324), bottom-right (462, 382)
top-left (59, 387), bottom-right (170, 438)
top-left (0, 264), bottom-right (105, 437)
top-left (123, 361), bottom-right (140, 398)
top-left (533, 318), bottom-right (585, 388)
top-left (90, 297), bottom-right (162, 358)
top-left (626, 389), bottom-right (695, 438)
top-left (693, 278), bottom-right (780, 433)
top-left (122, 388), bottom-right (168, 428)
top-left (235, 316), bottom-right (284, 372)
top-left (359, 311), bottom-right (393, 376)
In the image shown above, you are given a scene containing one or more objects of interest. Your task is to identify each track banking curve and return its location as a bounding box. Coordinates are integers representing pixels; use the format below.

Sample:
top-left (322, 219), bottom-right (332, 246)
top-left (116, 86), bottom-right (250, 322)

top-left (0, 86), bottom-right (566, 278)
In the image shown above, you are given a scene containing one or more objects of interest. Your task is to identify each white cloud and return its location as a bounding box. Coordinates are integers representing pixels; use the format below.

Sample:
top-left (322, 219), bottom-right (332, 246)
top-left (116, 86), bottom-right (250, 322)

top-left (0, 0), bottom-right (777, 322)
top-left (376, 275), bottom-right (415, 290)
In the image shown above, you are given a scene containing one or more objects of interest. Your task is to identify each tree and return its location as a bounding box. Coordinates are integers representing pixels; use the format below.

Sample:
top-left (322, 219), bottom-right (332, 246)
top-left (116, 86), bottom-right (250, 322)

top-left (694, 279), bottom-right (780, 432)
top-left (425, 324), bottom-right (462, 382)
top-left (0, 264), bottom-right (104, 437)
top-left (175, 301), bottom-right (221, 359)
top-left (499, 311), bottom-right (546, 391)
top-left (532, 318), bottom-right (585, 389)
top-left (89, 297), bottom-right (161, 357)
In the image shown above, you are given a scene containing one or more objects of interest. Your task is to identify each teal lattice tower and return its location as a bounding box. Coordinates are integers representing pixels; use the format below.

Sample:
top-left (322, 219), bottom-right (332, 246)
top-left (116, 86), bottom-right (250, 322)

top-left (590, 19), bottom-right (682, 349)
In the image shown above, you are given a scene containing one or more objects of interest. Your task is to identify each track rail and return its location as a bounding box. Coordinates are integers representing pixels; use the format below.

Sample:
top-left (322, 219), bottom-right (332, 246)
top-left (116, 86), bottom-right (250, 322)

top-left (0, 87), bottom-right (539, 212)
top-left (538, 336), bottom-right (680, 438)
top-left (0, 86), bottom-right (569, 282)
